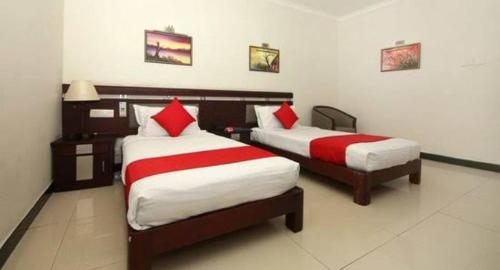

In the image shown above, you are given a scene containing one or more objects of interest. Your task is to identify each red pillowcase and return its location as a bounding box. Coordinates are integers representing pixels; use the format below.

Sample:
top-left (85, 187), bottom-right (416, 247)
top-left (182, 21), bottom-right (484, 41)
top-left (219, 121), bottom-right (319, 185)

top-left (151, 97), bottom-right (195, 137)
top-left (273, 102), bottom-right (298, 129)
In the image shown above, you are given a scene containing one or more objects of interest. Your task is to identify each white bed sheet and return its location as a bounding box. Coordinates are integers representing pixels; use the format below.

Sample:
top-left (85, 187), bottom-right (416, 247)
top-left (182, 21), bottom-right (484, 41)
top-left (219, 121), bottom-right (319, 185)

top-left (251, 126), bottom-right (420, 172)
top-left (122, 132), bottom-right (299, 230)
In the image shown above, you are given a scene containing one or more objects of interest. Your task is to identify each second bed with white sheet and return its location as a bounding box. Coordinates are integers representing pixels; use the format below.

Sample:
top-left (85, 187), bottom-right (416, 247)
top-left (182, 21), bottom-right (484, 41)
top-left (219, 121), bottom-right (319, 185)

top-left (251, 126), bottom-right (420, 172)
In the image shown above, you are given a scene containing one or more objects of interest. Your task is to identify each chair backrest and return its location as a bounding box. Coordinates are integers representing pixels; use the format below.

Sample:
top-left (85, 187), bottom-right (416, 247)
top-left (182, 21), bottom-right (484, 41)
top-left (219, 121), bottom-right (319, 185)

top-left (312, 106), bottom-right (357, 131)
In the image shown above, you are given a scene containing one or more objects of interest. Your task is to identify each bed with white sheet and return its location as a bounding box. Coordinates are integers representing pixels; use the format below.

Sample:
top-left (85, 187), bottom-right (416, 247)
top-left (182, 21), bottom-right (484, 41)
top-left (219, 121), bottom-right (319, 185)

top-left (251, 126), bottom-right (420, 172)
top-left (250, 104), bottom-right (422, 206)
top-left (122, 131), bottom-right (299, 231)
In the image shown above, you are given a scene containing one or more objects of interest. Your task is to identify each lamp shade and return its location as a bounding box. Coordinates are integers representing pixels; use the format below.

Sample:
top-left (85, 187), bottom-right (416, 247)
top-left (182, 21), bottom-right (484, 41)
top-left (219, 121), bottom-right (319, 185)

top-left (64, 80), bottom-right (100, 102)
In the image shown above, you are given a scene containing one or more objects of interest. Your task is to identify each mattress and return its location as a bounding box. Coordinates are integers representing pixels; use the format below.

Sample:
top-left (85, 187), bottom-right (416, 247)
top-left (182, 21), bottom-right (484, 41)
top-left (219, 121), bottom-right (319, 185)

top-left (251, 126), bottom-right (420, 172)
top-left (122, 132), bottom-right (299, 230)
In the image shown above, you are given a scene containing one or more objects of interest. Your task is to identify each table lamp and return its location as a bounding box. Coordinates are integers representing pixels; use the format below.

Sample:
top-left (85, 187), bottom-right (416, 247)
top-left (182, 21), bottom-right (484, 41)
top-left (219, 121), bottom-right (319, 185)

top-left (64, 80), bottom-right (100, 140)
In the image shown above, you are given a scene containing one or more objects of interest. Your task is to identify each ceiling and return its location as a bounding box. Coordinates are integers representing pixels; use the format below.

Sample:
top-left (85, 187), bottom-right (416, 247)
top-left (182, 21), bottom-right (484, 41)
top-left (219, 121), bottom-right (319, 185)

top-left (274, 0), bottom-right (390, 18)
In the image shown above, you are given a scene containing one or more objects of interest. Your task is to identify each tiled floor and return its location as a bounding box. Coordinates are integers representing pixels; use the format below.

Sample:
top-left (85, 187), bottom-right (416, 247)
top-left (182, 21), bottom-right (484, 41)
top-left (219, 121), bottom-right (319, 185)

top-left (4, 160), bottom-right (500, 270)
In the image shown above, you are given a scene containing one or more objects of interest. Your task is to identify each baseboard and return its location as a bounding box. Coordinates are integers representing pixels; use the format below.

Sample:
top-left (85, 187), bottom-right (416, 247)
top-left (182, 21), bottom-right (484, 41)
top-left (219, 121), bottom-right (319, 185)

top-left (421, 152), bottom-right (500, 172)
top-left (0, 183), bottom-right (53, 268)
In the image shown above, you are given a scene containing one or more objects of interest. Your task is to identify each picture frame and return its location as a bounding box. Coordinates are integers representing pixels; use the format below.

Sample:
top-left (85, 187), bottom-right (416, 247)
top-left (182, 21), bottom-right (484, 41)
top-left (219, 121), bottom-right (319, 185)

top-left (381, 43), bottom-right (421, 72)
top-left (249, 46), bottom-right (280, 73)
top-left (144, 30), bottom-right (193, 66)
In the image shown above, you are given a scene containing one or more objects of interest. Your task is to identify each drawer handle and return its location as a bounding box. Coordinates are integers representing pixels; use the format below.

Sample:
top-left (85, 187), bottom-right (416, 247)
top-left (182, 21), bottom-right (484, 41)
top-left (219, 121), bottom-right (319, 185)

top-left (102, 160), bottom-right (105, 173)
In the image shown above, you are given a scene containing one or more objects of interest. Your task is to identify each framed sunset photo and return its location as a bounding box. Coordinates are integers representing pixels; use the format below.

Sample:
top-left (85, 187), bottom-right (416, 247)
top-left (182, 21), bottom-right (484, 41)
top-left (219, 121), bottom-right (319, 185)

top-left (381, 43), bottom-right (421, 72)
top-left (144, 30), bottom-right (192, 66)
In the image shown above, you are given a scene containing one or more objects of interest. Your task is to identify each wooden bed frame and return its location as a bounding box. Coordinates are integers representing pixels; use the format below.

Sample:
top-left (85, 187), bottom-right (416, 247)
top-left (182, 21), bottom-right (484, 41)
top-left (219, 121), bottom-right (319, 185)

top-left (252, 142), bottom-right (421, 206)
top-left (60, 84), bottom-right (302, 270)
top-left (128, 187), bottom-right (303, 270)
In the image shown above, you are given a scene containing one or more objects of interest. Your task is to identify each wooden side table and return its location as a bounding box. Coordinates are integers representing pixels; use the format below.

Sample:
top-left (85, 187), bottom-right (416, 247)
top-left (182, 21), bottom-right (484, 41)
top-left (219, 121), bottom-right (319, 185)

top-left (51, 136), bottom-right (115, 191)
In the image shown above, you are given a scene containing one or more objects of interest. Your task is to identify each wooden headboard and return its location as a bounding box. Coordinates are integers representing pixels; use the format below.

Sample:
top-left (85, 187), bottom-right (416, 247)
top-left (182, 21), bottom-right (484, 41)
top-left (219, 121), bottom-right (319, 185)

top-left (62, 84), bottom-right (293, 137)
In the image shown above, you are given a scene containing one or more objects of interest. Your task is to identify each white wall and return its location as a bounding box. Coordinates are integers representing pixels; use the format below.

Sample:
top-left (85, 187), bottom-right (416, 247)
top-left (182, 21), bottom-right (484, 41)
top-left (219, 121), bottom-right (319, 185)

top-left (337, 0), bottom-right (500, 164)
top-left (0, 0), bottom-right (64, 245)
top-left (63, 0), bottom-right (338, 124)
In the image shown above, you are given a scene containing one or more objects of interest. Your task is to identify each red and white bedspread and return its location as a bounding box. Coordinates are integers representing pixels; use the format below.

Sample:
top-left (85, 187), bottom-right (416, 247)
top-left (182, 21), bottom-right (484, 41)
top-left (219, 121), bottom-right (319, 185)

top-left (251, 126), bottom-right (420, 172)
top-left (122, 132), bottom-right (299, 230)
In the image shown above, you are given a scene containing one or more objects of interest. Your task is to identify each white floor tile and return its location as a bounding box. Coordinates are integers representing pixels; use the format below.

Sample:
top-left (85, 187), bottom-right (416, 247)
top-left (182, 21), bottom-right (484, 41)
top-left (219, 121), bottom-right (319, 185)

top-left (344, 213), bottom-right (500, 270)
top-left (2, 222), bottom-right (67, 270)
top-left (4, 162), bottom-right (499, 270)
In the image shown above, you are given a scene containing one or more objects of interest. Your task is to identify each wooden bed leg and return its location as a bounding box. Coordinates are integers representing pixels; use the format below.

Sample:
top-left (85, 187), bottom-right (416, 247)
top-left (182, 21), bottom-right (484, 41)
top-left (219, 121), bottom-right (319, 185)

top-left (128, 234), bottom-right (152, 270)
top-left (353, 176), bottom-right (371, 206)
top-left (409, 171), bottom-right (421, 185)
top-left (286, 189), bottom-right (303, 233)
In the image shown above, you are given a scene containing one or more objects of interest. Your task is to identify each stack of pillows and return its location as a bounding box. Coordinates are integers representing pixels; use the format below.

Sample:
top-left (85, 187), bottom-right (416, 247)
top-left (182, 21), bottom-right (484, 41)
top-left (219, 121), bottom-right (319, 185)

top-left (134, 98), bottom-right (299, 137)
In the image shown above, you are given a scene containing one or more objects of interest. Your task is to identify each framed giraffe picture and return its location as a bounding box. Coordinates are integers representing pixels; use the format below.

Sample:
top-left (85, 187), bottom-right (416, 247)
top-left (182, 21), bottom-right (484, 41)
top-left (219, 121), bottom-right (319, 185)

top-left (249, 46), bottom-right (280, 73)
top-left (144, 30), bottom-right (192, 66)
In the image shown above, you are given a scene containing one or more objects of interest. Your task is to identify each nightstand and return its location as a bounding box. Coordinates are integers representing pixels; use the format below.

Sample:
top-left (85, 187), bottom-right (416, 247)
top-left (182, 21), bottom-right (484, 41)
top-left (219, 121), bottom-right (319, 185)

top-left (211, 127), bottom-right (253, 144)
top-left (51, 136), bottom-right (115, 191)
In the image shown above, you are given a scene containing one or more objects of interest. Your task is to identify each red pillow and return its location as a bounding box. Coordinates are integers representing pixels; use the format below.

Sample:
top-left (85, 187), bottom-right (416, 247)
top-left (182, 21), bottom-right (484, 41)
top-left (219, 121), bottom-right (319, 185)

top-left (273, 102), bottom-right (298, 129)
top-left (151, 97), bottom-right (195, 137)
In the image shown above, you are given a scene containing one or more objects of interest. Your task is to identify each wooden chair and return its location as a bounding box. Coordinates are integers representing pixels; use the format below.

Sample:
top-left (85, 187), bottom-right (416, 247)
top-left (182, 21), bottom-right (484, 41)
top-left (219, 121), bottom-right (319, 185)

top-left (312, 106), bottom-right (357, 132)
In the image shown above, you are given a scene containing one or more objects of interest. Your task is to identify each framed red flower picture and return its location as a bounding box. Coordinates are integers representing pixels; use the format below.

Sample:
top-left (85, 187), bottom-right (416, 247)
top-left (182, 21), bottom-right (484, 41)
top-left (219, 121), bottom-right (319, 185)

top-left (381, 43), bottom-right (421, 72)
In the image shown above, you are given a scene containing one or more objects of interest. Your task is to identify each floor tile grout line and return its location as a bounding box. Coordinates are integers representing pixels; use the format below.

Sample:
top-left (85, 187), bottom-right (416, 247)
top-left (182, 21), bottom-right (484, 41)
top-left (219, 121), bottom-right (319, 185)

top-left (27, 222), bottom-right (61, 230)
top-left (49, 221), bottom-right (71, 270)
top-left (392, 180), bottom-right (484, 238)
top-left (394, 210), bottom-right (441, 237)
top-left (49, 187), bottom-right (126, 270)
top-left (288, 236), bottom-right (332, 270)
top-left (278, 226), bottom-right (332, 270)
top-left (29, 194), bottom-right (76, 229)
top-left (338, 182), bottom-right (479, 269)
top-left (435, 176), bottom-right (500, 214)
top-left (389, 187), bottom-right (475, 238)
top-left (337, 175), bottom-right (494, 269)
top-left (89, 261), bottom-right (122, 270)
top-left (430, 177), bottom-right (491, 216)
top-left (377, 179), bottom-right (480, 239)
top-left (50, 201), bottom-right (78, 270)
top-left (67, 191), bottom-right (82, 222)
top-left (466, 192), bottom-right (500, 205)
top-left (283, 172), bottom-right (483, 269)
top-left (438, 211), bottom-right (500, 235)
top-left (338, 231), bottom-right (398, 270)
top-left (458, 177), bottom-right (500, 205)
top-left (338, 210), bottom-right (445, 270)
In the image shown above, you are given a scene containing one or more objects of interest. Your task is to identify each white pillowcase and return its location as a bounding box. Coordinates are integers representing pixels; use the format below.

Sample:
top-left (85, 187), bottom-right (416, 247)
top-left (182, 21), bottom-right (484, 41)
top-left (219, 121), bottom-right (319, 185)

top-left (133, 104), bottom-right (201, 137)
top-left (254, 105), bottom-right (299, 129)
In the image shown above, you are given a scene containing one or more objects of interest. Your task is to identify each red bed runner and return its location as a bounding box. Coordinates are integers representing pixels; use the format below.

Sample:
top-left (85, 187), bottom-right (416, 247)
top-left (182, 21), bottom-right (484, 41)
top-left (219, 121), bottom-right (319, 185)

top-left (310, 134), bottom-right (389, 166)
top-left (125, 146), bottom-right (275, 200)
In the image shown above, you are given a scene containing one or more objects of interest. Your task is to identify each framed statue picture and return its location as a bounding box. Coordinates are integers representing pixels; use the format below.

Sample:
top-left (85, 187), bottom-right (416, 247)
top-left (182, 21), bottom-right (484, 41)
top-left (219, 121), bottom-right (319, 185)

top-left (381, 43), bottom-right (421, 72)
top-left (144, 30), bottom-right (193, 66)
top-left (249, 46), bottom-right (280, 73)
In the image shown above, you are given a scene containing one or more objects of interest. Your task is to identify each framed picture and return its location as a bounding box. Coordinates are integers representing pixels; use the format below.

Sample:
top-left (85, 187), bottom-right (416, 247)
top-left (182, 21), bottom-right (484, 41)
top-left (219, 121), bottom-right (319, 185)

top-left (249, 46), bottom-right (280, 73)
top-left (144, 30), bottom-right (192, 66)
top-left (381, 43), bottom-right (421, 72)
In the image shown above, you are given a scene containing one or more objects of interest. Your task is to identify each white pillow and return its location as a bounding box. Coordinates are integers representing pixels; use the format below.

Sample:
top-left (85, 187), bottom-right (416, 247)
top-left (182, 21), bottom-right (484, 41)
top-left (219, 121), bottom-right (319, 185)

top-left (133, 104), bottom-right (153, 126)
top-left (133, 104), bottom-right (201, 136)
top-left (254, 105), bottom-right (299, 129)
